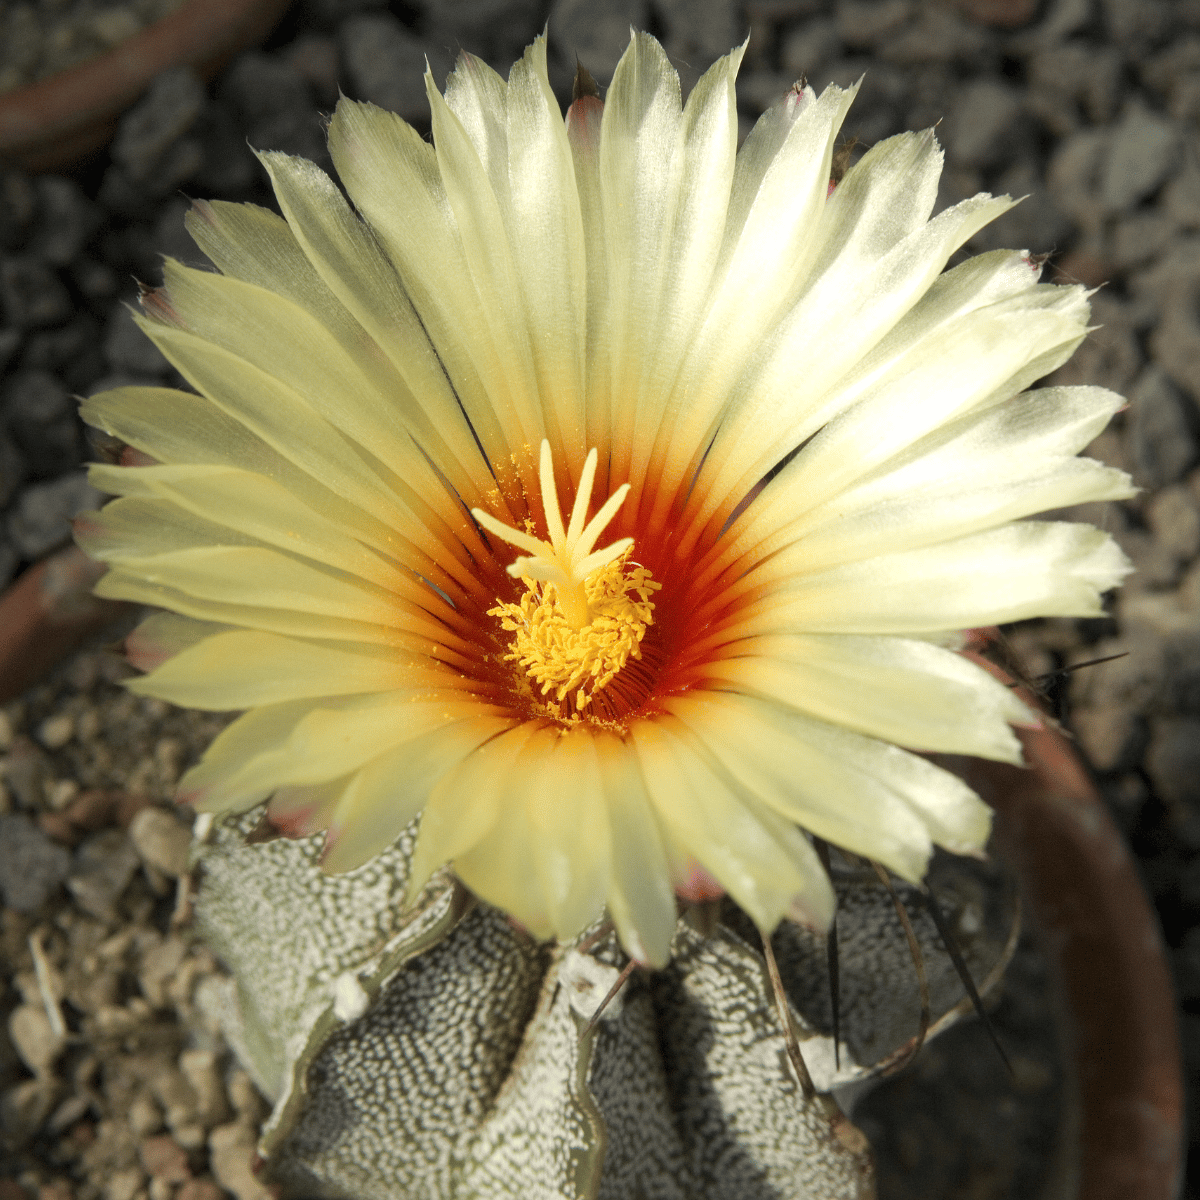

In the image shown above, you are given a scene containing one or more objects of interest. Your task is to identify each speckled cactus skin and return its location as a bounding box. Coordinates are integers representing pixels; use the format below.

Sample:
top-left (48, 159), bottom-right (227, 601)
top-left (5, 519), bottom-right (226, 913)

top-left (191, 813), bottom-right (1015, 1200)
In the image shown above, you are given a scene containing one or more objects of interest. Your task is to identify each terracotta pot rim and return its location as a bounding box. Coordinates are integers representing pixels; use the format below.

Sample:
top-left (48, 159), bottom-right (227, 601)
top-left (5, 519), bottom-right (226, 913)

top-left (0, 0), bottom-right (293, 172)
top-left (956, 665), bottom-right (1185, 1200)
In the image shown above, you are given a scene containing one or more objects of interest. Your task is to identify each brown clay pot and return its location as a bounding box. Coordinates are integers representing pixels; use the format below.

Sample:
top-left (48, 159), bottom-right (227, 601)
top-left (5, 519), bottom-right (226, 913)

top-left (0, 0), bottom-right (293, 173)
top-left (952, 676), bottom-right (1185, 1200)
top-left (0, 545), bottom-right (131, 704)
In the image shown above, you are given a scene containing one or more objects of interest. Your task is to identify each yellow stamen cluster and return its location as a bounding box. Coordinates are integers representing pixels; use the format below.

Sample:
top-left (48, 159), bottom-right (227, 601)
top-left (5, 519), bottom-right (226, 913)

top-left (473, 441), bottom-right (660, 717)
top-left (490, 553), bottom-right (660, 712)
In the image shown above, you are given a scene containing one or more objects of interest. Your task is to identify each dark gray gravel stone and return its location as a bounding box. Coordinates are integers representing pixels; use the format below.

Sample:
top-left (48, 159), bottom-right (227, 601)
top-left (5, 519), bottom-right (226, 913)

top-left (1150, 268), bottom-right (1200, 409)
top-left (551, 0), bottom-right (650, 82)
top-left (656, 0), bottom-right (741, 89)
top-left (0, 812), bottom-right (72, 913)
top-left (302, 0), bottom-right (387, 26)
top-left (1180, 864), bottom-right (1200, 919)
top-left (0, 428), bottom-right (24, 507)
top-left (1046, 126), bottom-right (1109, 234)
top-left (221, 53), bottom-right (327, 164)
top-left (1111, 211), bottom-right (1178, 271)
top-left (339, 14), bottom-right (433, 122)
top-left (973, 158), bottom-right (1073, 255)
top-left (5, 471), bottom-right (101, 560)
top-left (286, 35), bottom-right (342, 108)
top-left (189, 105), bottom-right (260, 198)
top-left (880, 4), bottom-right (990, 65)
top-left (1129, 366), bottom-right (1200, 489)
top-left (0, 257), bottom-right (72, 329)
top-left (780, 17), bottom-right (840, 75)
top-left (1101, 0), bottom-right (1174, 55)
top-left (425, 0), bottom-right (547, 68)
top-left (835, 0), bottom-right (911, 49)
top-left (944, 78), bottom-right (1024, 170)
top-left (1027, 42), bottom-right (1123, 134)
top-left (1101, 98), bottom-right (1181, 213)
top-left (1163, 163), bottom-right (1200, 231)
top-left (1157, 632), bottom-right (1200, 714)
top-left (2, 368), bottom-right (81, 479)
top-left (0, 536), bottom-right (14, 589)
top-left (29, 177), bottom-right (103, 268)
top-left (104, 303), bottom-right (171, 377)
top-left (68, 257), bottom-right (121, 308)
top-left (18, 315), bottom-right (106, 395)
top-left (1147, 716), bottom-right (1200, 812)
top-left (67, 829), bottom-right (142, 922)
top-left (0, 326), bottom-right (19, 375)
top-left (0, 170), bottom-right (36, 252)
top-left (111, 67), bottom-right (208, 183)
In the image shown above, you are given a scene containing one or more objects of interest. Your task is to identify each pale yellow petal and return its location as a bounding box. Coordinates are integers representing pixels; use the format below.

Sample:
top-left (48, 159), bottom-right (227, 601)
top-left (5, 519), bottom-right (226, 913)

top-left (503, 37), bottom-right (589, 462)
top-left (623, 44), bottom-right (745, 498)
top-left (185, 693), bottom-right (500, 811)
top-left (630, 715), bottom-right (831, 933)
top-left (590, 729), bottom-right (677, 966)
top-left (257, 149), bottom-right (501, 500)
top-left (126, 629), bottom-right (429, 710)
top-left (408, 724), bottom-right (541, 900)
top-left (93, 567), bottom-right (402, 646)
top-left (177, 699), bottom-right (322, 813)
top-left (453, 726), bottom-right (562, 938)
top-left (157, 259), bottom-right (474, 528)
top-left (683, 183), bottom-right (1015, 542)
top-left (325, 101), bottom-right (529, 496)
top-left (564, 85), bottom-right (610, 459)
top-left (321, 714), bottom-right (517, 874)
top-left (700, 634), bottom-right (1030, 761)
top-left (667, 690), bottom-right (990, 877)
top-left (645, 82), bottom-right (858, 524)
top-left (522, 726), bottom-right (610, 941)
top-left (267, 776), bottom-right (349, 839)
top-left (426, 72), bottom-right (545, 456)
top-left (124, 610), bottom-right (236, 672)
top-left (135, 321), bottom-right (427, 535)
top-left (722, 522), bottom-right (1132, 640)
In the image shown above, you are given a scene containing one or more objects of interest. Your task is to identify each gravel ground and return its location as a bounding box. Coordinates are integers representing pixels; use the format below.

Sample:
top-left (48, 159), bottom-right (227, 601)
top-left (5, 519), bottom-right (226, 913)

top-left (0, 0), bottom-right (1198, 1196)
top-left (0, 0), bottom-right (188, 95)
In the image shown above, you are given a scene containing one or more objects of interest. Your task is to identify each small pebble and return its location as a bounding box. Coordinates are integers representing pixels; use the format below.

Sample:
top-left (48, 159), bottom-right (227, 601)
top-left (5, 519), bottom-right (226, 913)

top-left (37, 713), bottom-right (74, 749)
top-left (1, 1078), bottom-right (58, 1142)
top-left (8, 1002), bottom-right (66, 1074)
top-left (176, 1180), bottom-right (226, 1200)
top-left (105, 1165), bottom-right (145, 1200)
top-left (179, 1048), bottom-right (230, 1130)
top-left (67, 828), bottom-right (140, 920)
top-left (128, 1092), bottom-right (165, 1138)
top-left (0, 812), bottom-right (71, 911)
top-left (138, 1133), bottom-right (191, 1183)
top-left (208, 1121), bottom-right (273, 1200)
top-left (225, 1070), bottom-right (266, 1125)
top-left (47, 1092), bottom-right (92, 1133)
top-left (129, 807), bottom-right (192, 878)
top-left (47, 778), bottom-right (79, 810)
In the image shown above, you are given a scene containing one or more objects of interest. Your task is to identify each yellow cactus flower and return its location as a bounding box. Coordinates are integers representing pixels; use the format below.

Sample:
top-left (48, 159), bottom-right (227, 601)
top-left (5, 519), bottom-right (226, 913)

top-left (76, 32), bottom-right (1132, 967)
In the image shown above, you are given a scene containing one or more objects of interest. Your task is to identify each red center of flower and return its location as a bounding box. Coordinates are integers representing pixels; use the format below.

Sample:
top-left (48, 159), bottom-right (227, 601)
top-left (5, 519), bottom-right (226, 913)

top-left (457, 441), bottom-right (758, 732)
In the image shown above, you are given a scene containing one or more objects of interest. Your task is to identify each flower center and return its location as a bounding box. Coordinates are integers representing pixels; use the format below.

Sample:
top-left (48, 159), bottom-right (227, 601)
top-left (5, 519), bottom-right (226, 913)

top-left (473, 441), bottom-right (661, 720)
